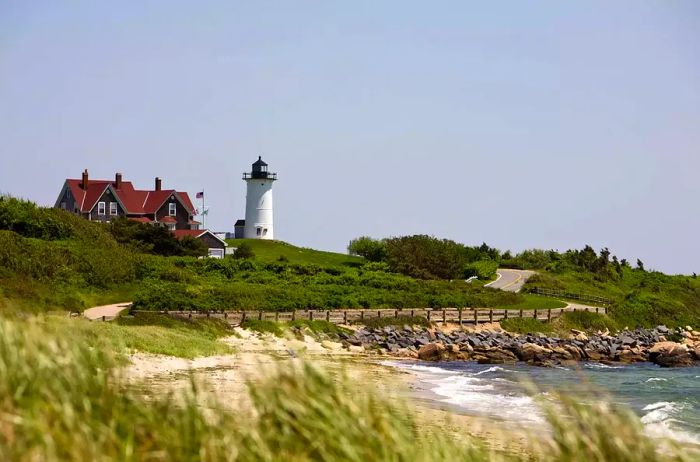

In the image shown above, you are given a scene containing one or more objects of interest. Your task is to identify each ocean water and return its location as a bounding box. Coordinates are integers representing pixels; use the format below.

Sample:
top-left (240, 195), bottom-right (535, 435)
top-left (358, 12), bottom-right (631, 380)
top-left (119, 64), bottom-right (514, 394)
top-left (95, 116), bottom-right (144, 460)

top-left (383, 360), bottom-right (700, 445)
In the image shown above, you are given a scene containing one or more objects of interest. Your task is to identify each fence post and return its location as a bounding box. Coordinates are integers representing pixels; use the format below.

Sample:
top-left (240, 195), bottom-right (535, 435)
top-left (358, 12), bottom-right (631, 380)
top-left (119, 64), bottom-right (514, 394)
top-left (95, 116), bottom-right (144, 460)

top-left (395, 310), bottom-right (398, 318)
top-left (291, 310), bottom-right (296, 321)
top-left (489, 310), bottom-right (493, 323)
top-left (275, 311), bottom-right (279, 322)
top-left (410, 309), bottom-right (414, 317)
top-left (427, 310), bottom-right (431, 322)
top-left (326, 310), bottom-right (330, 322)
top-left (520, 309), bottom-right (523, 319)
top-left (343, 310), bottom-right (348, 324)
top-left (547, 309), bottom-right (552, 322)
top-left (473, 309), bottom-right (478, 325)
top-left (504, 309), bottom-right (509, 320)
top-left (596, 307), bottom-right (599, 314)
top-left (443, 309), bottom-right (446, 324)
top-left (377, 310), bottom-right (381, 319)
top-left (361, 311), bottom-right (364, 321)
top-left (534, 309), bottom-right (538, 320)
top-left (102, 315), bottom-right (106, 322)
top-left (309, 310), bottom-right (314, 321)
top-left (241, 312), bottom-right (246, 323)
top-left (224, 312), bottom-right (228, 319)
top-left (258, 311), bottom-right (263, 321)
top-left (458, 309), bottom-right (462, 326)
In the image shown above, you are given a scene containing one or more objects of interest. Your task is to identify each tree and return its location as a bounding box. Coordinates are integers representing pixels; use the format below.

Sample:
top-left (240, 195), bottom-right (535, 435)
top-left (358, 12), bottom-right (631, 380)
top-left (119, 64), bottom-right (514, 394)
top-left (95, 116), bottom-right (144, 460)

top-left (384, 235), bottom-right (465, 279)
top-left (234, 242), bottom-right (255, 260)
top-left (178, 236), bottom-right (208, 257)
top-left (348, 237), bottom-right (387, 262)
top-left (636, 259), bottom-right (645, 272)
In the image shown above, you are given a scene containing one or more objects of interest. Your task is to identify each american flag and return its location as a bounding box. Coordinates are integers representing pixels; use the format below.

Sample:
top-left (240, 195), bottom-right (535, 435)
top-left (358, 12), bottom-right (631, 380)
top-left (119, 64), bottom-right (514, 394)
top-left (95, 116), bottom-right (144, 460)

top-left (196, 191), bottom-right (204, 199)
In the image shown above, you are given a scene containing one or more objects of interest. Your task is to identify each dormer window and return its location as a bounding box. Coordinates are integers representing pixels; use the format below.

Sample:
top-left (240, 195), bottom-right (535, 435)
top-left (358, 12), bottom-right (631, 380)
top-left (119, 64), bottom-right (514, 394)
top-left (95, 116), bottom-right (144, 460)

top-left (169, 203), bottom-right (177, 216)
top-left (109, 202), bottom-right (118, 216)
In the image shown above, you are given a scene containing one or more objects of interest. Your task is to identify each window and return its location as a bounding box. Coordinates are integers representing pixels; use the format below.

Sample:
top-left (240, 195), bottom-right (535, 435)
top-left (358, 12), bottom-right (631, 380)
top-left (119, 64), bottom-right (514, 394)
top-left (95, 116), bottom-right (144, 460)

top-left (262, 228), bottom-right (268, 236)
top-left (256, 227), bottom-right (262, 236)
top-left (97, 202), bottom-right (106, 215)
top-left (169, 203), bottom-right (177, 216)
top-left (167, 223), bottom-right (176, 231)
top-left (60, 202), bottom-right (67, 210)
top-left (109, 202), bottom-right (118, 216)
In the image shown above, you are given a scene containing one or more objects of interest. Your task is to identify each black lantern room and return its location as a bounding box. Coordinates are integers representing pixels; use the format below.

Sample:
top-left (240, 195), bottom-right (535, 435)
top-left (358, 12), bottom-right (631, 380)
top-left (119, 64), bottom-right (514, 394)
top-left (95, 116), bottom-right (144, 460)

top-left (244, 156), bottom-right (277, 180)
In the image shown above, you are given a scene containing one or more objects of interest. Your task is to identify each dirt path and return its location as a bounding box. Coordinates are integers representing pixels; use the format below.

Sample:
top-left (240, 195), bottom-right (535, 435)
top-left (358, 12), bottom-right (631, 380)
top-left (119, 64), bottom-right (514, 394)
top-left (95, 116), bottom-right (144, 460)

top-left (83, 302), bottom-right (132, 321)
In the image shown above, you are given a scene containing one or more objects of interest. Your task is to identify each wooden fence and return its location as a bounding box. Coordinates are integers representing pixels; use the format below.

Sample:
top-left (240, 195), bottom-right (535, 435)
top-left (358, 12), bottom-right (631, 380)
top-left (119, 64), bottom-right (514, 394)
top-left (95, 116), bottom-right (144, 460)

top-left (528, 287), bottom-right (613, 306)
top-left (132, 305), bottom-right (607, 326)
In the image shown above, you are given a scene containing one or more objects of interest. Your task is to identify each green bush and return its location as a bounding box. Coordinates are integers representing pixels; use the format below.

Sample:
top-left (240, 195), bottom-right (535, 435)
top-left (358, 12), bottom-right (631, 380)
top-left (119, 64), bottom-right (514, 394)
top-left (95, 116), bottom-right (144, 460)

top-left (557, 312), bottom-right (620, 333)
top-left (347, 236), bottom-right (387, 262)
top-left (463, 260), bottom-right (498, 280)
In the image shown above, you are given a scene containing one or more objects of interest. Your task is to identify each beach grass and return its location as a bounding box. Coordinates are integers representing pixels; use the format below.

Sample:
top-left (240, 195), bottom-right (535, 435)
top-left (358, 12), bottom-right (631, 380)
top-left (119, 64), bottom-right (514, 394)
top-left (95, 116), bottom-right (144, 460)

top-left (0, 314), bottom-right (692, 461)
top-left (500, 317), bottom-right (554, 334)
top-left (39, 313), bottom-right (234, 359)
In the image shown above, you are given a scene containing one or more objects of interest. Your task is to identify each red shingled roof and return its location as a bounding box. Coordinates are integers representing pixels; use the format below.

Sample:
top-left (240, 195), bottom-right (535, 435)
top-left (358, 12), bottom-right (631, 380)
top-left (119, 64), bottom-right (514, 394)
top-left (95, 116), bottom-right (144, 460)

top-left (63, 176), bottom-right (195, 215)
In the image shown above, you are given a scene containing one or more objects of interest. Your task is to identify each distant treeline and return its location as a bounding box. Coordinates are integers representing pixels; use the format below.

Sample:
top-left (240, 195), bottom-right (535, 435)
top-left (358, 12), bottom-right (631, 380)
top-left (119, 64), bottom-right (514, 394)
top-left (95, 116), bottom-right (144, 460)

top-left (348, 235), bottom-right (652, 283)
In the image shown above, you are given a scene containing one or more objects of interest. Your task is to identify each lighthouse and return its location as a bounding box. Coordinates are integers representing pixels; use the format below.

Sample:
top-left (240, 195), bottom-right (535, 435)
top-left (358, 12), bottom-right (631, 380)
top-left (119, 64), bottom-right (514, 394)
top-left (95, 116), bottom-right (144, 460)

top-left (242, 156), bottom-right (277, 240)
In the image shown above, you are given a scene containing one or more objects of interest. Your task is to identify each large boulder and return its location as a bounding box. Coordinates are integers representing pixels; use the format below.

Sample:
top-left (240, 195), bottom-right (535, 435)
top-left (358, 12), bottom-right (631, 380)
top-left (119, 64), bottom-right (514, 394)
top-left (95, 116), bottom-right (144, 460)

top-left (417, 343), bottom-right (447, 361)
top-left (617, 348), bottom-right (646, 363)
top-left (648, 342), bottom-right (695, 368)
top-left (473, 348), bottom-right (518, 364)
top-left (516, 342), bottom-right (552, 362)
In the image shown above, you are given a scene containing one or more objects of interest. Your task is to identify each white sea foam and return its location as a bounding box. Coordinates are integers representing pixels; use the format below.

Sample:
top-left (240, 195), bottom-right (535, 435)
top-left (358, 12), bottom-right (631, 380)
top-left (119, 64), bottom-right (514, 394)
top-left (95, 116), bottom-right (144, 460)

top-left (641, 401), bottom-right (700, 445)
top-left (584, 362), bottom-right (623, 370)
top-left (474, 366), bottom-right (514, 376)
top-left (389, 363), bottom-right (460, 375)
top-left (645, 377), bottom-right (668, 383)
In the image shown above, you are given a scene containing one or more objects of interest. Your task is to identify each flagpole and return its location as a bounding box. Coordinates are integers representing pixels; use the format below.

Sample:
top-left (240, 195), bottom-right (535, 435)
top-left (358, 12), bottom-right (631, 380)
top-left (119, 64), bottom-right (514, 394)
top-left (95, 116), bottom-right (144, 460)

top-left (201, 189), bottom-right (205, 229)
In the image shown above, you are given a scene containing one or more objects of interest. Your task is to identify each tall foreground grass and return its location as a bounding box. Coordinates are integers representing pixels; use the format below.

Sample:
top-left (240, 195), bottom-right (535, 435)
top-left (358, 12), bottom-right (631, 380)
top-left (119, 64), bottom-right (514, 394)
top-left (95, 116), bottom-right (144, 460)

top-left (0, 317), bottom-right (692, 461)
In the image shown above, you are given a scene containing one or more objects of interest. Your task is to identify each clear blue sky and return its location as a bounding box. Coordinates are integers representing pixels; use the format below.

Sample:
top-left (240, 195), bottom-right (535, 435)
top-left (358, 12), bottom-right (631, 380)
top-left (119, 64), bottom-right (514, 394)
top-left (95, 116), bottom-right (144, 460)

top-left (1, 1), bottom-right (698, 274)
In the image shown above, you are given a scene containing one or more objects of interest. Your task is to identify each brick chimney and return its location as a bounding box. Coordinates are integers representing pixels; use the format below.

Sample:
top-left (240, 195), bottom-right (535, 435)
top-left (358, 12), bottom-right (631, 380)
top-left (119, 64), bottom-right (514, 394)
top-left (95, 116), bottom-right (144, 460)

top-left (155, 177), bottom-right (162, 191)
top-left (115, 172), bottom-right (123, 189)
top-left (81, 169), bottom-right (89, 189)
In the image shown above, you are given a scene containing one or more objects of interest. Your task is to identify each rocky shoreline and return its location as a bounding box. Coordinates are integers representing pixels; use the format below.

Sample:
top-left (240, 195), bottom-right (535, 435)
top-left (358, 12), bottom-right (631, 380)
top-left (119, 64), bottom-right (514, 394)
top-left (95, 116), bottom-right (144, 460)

top-left (338, 325), bottom-right (700, 368)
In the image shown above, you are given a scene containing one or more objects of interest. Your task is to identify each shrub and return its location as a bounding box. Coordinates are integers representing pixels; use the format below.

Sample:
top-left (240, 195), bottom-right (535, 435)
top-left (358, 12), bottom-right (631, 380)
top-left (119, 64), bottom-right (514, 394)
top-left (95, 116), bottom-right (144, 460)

top-left (384, 235), bottom-right (468, 280)
top-left (234, 242), bottom-right (256, 259)
top-left (347, 236), bottom-right (387, 262)
top-left (463, 259), bottom-right (498, 280)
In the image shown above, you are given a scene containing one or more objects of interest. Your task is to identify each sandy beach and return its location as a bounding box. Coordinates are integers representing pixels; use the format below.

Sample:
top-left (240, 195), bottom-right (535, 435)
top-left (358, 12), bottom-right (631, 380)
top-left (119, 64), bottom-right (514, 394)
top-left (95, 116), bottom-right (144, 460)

top-left (124, 328), bottom-right (540, 456)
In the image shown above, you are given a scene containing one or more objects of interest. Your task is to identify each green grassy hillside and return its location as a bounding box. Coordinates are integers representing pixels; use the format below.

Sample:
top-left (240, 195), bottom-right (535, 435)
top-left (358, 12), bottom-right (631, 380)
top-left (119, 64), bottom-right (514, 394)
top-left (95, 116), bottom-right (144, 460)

top-left (524, 269), bottom-right (700, 328)
top-left (0, 198), bottom-right (545, 313)
top-left (225, 238), bottom-right (363, 267)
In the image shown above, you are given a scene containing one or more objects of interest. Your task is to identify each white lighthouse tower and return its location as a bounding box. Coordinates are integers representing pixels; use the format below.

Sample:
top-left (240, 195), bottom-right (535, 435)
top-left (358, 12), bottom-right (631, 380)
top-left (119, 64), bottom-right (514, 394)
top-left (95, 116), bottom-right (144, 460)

top-left (242, 156), bottom-right (277, 240)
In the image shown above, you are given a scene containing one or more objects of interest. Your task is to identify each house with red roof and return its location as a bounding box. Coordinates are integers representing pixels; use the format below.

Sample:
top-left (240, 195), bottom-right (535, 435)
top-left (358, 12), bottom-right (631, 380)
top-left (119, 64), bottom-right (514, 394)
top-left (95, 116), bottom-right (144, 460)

top-left (54, 169), bottom-right (200, 231)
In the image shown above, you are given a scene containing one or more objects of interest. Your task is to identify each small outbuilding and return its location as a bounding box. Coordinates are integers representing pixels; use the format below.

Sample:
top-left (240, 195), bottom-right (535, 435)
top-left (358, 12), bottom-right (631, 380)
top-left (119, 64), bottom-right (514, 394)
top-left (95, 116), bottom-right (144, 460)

top-left (234, 219), bottom-right (246, 239)
top-left (173, 230), bottom-right (228, 259)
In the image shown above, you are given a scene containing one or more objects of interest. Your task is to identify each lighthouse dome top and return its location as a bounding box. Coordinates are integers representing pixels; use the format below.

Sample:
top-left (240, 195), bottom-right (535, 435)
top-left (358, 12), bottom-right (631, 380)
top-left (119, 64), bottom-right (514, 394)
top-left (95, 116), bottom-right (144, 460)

top-left (243, 156), bottom-right (277, 180)
top-left (252, 156), bottom-right (268, 168)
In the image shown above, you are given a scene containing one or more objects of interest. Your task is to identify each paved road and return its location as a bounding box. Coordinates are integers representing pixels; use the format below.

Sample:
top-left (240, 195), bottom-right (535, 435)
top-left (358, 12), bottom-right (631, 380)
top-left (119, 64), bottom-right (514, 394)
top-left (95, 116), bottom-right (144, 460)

top-left (83, 302), bottom-right (132, 321)
top-left (484, 269), bottom-right (536, 293)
